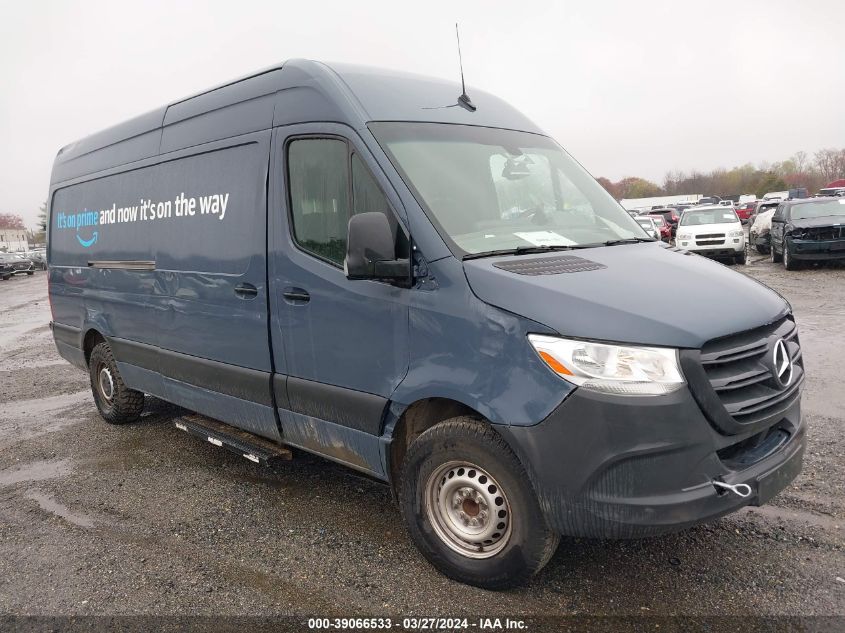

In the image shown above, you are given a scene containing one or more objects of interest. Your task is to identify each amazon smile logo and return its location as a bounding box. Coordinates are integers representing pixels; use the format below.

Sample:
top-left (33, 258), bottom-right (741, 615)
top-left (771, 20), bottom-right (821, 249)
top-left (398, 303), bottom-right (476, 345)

top-left (76, 229), bottom-right (99, 248)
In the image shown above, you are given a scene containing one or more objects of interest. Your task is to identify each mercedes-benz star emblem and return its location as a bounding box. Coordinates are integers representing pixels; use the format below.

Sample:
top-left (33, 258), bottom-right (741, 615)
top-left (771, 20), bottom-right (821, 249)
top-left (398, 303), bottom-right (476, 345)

top-left (771, 339), bottom-right (793, 388)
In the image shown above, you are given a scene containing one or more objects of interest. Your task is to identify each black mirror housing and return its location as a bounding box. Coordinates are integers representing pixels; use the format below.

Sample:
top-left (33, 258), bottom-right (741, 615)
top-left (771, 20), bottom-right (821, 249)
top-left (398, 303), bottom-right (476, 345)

top-left (345, 212), bottom-right (411, 285)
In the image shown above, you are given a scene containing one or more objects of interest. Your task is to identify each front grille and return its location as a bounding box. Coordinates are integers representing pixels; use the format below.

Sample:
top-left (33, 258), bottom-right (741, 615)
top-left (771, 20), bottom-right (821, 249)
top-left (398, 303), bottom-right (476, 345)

top-left (795, 226), bottom-right (845, 241)
top-left (696, 233), bottom-right (725, 246)
top-left (699, 317), bottom-right (803, 427)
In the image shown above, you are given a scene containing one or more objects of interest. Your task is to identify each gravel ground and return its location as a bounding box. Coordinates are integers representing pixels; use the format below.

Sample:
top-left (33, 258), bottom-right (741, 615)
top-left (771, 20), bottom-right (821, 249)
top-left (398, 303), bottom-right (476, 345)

top-left (0, 257), bottom-right (843, 621)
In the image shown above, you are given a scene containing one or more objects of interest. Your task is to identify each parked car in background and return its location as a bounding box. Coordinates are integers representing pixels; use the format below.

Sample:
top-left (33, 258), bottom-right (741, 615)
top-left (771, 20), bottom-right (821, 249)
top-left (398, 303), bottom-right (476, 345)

top-left (643, 208), bottom-right (680, 236)
top-left (696, 196), bottom-right (721, 205)
top-left (735, 201), bottom-right (758, 224)
top-left (0, 257), bottom-right (13, 281)
top-left (635, 216), bottom-right (660, 240)
top-left (675, 206), bottom-right (746, 264)
top-left (763, 191), bottom-right (788, 201)
top-left (26, 249), bottom-right (47, 270)
top-left (718, 200), bottom-right (735, 208)
top-left (817, 186), bottom-right (845, 197)
top-left (749, 201), bottom-right (781, 253)
top-left (647, 214), bottom-right (671, 241)
top-left (0, 253), bottom-right (36, 277)
top-left (770, 198), bottom-right (845, 270)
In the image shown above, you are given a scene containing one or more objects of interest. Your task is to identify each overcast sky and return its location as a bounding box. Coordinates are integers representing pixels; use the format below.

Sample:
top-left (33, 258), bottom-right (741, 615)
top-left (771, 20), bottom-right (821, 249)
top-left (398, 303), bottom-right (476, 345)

top-left (2, 0), bottom-right (843, 228)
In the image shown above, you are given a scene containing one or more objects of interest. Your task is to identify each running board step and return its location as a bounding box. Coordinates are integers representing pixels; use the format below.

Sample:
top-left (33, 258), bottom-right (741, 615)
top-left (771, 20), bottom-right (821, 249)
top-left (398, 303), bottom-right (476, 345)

top-left (173, 414), bottom-right (292, 466)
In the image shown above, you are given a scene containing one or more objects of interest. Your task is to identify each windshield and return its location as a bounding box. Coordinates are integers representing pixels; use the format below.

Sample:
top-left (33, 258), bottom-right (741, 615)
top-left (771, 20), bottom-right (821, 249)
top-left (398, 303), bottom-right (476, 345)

top-left (370, 123), bottom-right (646, 254)
top-left (680, 208), bottom-right (739, 226)
top-left (792, 200), bottom-right (845, 220)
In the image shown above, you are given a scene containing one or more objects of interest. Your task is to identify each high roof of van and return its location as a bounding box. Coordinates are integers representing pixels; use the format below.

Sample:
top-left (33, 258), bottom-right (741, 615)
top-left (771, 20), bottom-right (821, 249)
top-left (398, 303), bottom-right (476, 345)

top-left (50, 59), bottom-right (542, 185)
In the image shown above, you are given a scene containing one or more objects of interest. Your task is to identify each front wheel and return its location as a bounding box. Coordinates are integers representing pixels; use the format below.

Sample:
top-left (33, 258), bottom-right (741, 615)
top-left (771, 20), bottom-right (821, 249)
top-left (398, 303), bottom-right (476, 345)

top-left (783, 246), bottom-right (800, 271)
top-left (735, 251), bottom-right (747, 265)
top-left (88, 341), bottom-right (144, 424)
top-left (771, 243), bottom-right (783, 263)
top-left (399, 417), bottom-right (559, 589)
top-left (26, 271), bottom-right (34, 276)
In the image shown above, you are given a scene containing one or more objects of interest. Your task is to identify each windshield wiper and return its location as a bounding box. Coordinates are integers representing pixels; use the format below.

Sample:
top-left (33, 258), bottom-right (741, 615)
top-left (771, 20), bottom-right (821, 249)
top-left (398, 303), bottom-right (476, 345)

top-left (600, 237), bottom-right (656, 246)
top-left (463, 244), bottom-right (582, 260)
top-left (463, 238), bottom-right (654, 260)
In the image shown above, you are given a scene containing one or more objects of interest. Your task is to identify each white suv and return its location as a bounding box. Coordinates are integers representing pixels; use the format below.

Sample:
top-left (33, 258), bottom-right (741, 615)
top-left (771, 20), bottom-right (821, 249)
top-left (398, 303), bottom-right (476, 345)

top-left (675, 205), bottom-right (746, 264)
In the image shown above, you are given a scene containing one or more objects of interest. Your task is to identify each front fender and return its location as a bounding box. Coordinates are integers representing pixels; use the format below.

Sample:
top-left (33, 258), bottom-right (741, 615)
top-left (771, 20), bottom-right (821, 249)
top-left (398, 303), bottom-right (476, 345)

top-left (390, 256), bottom-right (570, 427)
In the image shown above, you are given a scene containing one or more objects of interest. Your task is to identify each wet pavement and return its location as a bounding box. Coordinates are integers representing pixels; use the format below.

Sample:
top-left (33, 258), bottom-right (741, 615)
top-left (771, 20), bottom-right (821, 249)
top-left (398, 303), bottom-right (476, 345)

top-left (0, 263), bottom-right (843, 618)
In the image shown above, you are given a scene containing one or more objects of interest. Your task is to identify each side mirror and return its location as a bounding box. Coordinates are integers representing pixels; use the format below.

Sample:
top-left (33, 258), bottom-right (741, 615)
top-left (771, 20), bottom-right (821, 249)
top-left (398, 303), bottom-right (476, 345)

top-left (344, 212), bottom-right (411, 286)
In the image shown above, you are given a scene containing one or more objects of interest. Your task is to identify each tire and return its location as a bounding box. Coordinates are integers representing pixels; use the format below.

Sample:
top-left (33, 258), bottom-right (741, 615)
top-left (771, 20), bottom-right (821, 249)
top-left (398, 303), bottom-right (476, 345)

top-left (399, 417), bottom-right (559, 589)
top-left (735, 251), bottom-right (747, 265)
top-left (783, 247), bottom-right (800, 271)
top-left (26, 271), bottom-right (34, 276)
top-left (88, 341), bottom-right (144, 424)
top-left (771, 243), bottom-right (782, 263)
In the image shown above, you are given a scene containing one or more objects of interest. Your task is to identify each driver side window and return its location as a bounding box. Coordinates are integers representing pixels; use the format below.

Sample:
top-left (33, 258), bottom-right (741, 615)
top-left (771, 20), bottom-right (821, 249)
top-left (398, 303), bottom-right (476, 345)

top-left (287, 137), bottom-right (407, 266)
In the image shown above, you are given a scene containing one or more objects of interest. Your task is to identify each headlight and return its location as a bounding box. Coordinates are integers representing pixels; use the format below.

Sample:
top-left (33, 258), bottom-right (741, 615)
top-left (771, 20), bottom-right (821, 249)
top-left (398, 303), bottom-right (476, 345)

top-left (528, 335), bottom-right (685, 395)
top-left (728, 229), bottom-right (744, 237)
top-left (677, 233), bottom-right (691, 241)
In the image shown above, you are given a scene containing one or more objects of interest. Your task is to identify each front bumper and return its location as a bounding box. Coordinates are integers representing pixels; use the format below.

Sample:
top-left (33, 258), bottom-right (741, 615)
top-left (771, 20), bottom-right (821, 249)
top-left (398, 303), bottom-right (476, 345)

top-left (496, 387), bottom-right (804, 538)
top-left (788, 237), bottom-right (845, 260)
top-left (676, 238), bottom-right (744, 257)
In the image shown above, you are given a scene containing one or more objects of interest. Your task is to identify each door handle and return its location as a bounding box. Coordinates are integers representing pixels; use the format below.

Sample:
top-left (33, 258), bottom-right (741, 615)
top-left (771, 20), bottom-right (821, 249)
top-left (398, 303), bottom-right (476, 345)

top-left (234, 283), bottom-right (259, 299)
top-left (282, 288), bottom-right (310, 304)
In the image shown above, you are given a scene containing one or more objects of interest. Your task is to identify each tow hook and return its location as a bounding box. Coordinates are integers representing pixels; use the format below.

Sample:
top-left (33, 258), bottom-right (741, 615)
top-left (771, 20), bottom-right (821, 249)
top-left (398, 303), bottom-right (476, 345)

top-left (712, 480), bottom-right (752, 498)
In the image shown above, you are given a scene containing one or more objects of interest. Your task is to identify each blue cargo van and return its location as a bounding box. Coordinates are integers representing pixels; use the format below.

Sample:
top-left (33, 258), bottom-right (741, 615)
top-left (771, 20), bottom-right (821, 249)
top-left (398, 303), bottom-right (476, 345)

top-left (47, 60), bottom-right (805, 588)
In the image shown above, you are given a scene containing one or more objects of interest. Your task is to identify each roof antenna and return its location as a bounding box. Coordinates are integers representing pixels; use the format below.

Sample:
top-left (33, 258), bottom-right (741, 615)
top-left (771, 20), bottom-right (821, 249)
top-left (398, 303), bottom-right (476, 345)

top-left (455, 23), bottom-right (476, 112)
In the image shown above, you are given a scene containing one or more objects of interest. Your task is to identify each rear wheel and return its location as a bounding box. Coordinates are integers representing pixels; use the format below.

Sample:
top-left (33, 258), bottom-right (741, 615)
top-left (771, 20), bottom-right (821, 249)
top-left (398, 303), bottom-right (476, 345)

top-left (399, 417), bottom-right (559, 589)
top-left (88, 341), bottom-right (144, 424)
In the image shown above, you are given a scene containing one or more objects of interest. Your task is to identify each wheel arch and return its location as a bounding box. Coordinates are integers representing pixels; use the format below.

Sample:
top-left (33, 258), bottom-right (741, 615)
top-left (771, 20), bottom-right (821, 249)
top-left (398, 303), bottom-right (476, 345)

top-left (82, 328), bottom-right (107, 367)
top-left (385, 397), bottom-right (488, 494)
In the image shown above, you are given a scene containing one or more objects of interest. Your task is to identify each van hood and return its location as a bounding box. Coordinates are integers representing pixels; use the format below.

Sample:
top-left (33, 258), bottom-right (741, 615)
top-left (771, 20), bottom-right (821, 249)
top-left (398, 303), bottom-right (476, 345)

top-left (462, 243), bottom-right (789, 349)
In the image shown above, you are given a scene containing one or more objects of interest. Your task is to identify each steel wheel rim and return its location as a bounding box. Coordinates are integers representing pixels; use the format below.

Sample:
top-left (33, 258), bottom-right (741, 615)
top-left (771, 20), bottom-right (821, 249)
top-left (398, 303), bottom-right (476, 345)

top-left (98, 365), bottom-right (115, 402)
top-left (424, 461), bottom-right (512, 559)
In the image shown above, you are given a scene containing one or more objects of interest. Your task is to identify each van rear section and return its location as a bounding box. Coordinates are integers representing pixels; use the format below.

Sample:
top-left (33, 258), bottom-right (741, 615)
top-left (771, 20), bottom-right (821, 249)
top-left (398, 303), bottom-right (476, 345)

top-left (47, 59), bottom-right (804, 589)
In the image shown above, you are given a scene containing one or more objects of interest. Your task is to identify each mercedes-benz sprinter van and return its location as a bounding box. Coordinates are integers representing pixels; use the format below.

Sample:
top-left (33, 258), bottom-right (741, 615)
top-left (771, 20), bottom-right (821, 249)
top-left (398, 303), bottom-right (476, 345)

top-left (48, 60), bottom-right (805, 589)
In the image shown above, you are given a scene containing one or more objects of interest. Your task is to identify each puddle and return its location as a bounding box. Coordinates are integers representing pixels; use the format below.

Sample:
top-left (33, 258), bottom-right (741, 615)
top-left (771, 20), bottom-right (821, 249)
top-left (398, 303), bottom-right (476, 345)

top-left (740, 504), bottom-right (842, 531)
top-left (0, 459), bottom-right (72, 486)
top-left (24, 490), bottom-right (96, 528)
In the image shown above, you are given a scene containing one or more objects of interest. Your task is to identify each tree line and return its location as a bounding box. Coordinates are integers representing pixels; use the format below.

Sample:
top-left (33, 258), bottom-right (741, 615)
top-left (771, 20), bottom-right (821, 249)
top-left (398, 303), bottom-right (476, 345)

top-left (597, 147), bottom-right (845, 200)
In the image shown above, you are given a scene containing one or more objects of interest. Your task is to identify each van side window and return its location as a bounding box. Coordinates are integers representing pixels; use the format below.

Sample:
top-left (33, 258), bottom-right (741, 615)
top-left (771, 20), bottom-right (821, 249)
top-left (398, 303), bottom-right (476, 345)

top-left (288, 138), bottom-right (408, 266)
top-left (288, 138), bottom-right (350, 264)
